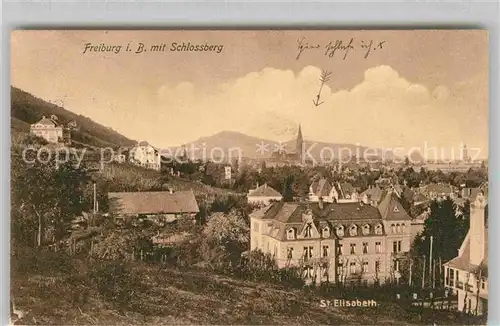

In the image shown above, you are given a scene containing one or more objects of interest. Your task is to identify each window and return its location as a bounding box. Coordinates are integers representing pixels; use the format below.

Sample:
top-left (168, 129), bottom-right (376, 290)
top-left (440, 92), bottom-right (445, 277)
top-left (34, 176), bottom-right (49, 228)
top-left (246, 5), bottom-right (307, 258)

top-left (362, 224), bottom-right (370, 235)
top-left (303, 246), bottom-right (314, 259)
top-left (349, 262), bottom-right (356, 274)
top-left (337, 263), bottom-right (344, 277)
top-left (396, 224), bottom-right (401, 233)
top-left (350, 243), bottom-right (356, 255)
top-left (304, 223), bottom-right (313, 238)
top-left (401, 223), bottom-right (406, 233)
top-left (336, 225), bottom-right (344, 237)
top-left (375, 242), bottom-right (381, 253)
top-left (393, 206), bottom-right (400, 213)
top-left (375, 260), bottom-right (380, 272)
top-left (287, 247), bottom-right (294, 259)
top-left (394, 259), bottom-right (400, 271)
top-left (391, 224), bottom-right (396, 233)
top-left (363, 280), bottom-right (368, 286)
top-left (274, 245), bottom-right (278, 257)
top-left (349, 225), bottom-right (358, 236)
top-left (375, 224), bottom-right (383, 235)
top-left (322, 227), bottom-right (330, 238)
top-left (363, 242), bottom-right (368, 254)
top-left (337, 244), bottom-right (343, 255)
top-left (286, 228), bottom-right (295, 240)
top-left (253, 222), bottom-right (259, 232)
top-left (322, 245), bottom-right (329, 257)
top-left (304, 266), bottom-right (314, 279)
top-left (363, 261), bottom-right (369, 273)
top-left (482, 280), bottom-right (486, 290)
top-left (393, 241), bottom-right (402, 253)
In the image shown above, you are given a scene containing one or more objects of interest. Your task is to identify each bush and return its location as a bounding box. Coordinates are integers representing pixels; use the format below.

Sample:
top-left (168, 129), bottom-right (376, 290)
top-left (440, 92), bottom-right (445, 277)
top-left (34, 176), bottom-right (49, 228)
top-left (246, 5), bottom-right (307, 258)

top-left (89, 261), bottom-right (143, 309)
top-left (11, 247), bottom-right (77, 276)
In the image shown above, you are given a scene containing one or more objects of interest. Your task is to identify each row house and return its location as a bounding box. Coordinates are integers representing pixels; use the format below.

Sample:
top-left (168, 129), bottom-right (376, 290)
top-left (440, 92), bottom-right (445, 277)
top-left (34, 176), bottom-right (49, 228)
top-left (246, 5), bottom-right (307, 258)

top-left (443, 190), bottom-right (488, 316)
top-left (250, 190), bottom-right (412, 285)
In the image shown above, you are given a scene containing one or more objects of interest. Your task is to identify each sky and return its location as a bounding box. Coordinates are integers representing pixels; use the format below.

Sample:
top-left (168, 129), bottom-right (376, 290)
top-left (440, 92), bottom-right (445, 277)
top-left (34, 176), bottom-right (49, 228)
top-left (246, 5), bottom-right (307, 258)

top-left (11, 30), bottom-right (488, 158)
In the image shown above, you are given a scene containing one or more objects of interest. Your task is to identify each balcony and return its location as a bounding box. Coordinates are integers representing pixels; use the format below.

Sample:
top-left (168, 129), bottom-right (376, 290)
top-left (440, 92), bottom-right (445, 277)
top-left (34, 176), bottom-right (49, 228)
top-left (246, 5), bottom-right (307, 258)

top-left (300, 257), bottom-right (329, 266)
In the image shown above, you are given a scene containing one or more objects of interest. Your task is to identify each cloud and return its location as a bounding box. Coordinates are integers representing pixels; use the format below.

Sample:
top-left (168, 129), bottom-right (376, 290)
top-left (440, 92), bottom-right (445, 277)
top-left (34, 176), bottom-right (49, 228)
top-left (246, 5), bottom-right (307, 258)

top-left (144, 65), bottom-right (486, 156)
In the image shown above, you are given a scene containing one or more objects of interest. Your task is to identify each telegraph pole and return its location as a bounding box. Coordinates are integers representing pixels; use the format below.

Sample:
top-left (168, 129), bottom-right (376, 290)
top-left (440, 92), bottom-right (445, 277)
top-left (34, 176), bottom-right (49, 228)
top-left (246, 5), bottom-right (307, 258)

top-left (422, 255), bottom-right (426, 289)
top-left (429, 236), bottom-right (433, 287)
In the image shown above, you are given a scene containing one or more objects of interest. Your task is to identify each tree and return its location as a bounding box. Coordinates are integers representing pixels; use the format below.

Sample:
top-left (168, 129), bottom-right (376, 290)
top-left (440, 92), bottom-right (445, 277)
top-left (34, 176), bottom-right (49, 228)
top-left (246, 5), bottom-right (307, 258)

top-left (412, 198), bottom-right (469, 266)
top-left (11, 137), bottom-right (91, 248)
top-left (282, 175), bottom-right (294, 202)
top-left (200, 211), bottom-right (249, 267)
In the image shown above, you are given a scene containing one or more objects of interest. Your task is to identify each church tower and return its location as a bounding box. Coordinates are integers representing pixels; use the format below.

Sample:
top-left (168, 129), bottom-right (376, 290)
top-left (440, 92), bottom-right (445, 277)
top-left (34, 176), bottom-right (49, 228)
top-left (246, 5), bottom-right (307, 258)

top-left (296, 124), bottom-right (304, 162)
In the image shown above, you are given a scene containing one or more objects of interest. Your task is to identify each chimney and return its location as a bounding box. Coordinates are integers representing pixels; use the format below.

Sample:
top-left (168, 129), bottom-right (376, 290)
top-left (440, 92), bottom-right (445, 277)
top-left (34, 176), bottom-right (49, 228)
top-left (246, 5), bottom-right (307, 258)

top-left (318, 197), bottom-right (324, 209)
top-left (470, 192), bottom-right (486, 266)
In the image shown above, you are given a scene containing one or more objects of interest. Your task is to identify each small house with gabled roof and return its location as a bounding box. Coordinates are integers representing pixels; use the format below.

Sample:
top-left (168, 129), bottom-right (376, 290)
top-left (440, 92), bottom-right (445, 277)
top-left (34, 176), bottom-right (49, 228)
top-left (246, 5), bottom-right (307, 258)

top-left (247, 183), bottom-right (283, 206)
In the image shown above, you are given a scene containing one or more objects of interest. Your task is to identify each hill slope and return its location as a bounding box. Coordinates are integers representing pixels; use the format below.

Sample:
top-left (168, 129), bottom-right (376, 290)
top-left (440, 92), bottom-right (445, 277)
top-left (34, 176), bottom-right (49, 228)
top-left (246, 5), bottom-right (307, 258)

top-left (11, 86), bottom-right (136, 148)
top-left (166, 130), bottom-right (401, 162)
top-left (12, 255), bottom-right (478, 325)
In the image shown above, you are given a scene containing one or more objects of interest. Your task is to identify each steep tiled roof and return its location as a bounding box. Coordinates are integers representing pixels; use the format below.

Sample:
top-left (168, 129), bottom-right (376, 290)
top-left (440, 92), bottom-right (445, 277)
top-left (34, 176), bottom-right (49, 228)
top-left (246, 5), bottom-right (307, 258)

top-left (413, 193), bottom-right (429, 203)
top-left (310, 178), bottom-right (332, 197)
top-left (33, 117), bottom-right (60, 127)
top-left (108, 190), bottom-right (199, 215)
top-left (424, 183), bottom-right (455, 195)
top-left (378, 191), bottom-right (412, 221)
top-left (361, 186), bottom-right (387, 203)
top-left (251, 201), bottom-right (386, 241)
top-left (248, 183), bottom-right (282, 197)
top-left (445, 228), bottom-right (488, 278)
top-left (254, 201), bottom-right (382, 223)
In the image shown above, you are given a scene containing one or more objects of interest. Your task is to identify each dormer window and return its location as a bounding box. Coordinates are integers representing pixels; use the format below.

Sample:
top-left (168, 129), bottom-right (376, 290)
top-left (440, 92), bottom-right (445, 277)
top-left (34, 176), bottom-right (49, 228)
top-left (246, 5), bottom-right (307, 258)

top-left (375, 224), bottom-right (383, 235)
top-left (396, 224), bottom-right (401, 233)
top-left (362, 224), bottom-right (370, 235)
top-left (401, 223), bottom-right (406, 233)
top-left (336, 225), bottom-right (344, 237)
top-left (287, 228), bottom-right (296, 240)
top-left (349, 224), bottom-right (358, 236)
top-left (322, 226), bottom-right (330, 238)
top-left (391, 224), bottom-right (396, 233)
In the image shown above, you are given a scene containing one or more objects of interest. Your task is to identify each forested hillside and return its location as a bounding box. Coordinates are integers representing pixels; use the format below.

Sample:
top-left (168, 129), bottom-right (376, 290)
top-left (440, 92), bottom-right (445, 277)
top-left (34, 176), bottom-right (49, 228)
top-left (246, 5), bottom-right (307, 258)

top-left (11, 86), bottom-right (136, 148)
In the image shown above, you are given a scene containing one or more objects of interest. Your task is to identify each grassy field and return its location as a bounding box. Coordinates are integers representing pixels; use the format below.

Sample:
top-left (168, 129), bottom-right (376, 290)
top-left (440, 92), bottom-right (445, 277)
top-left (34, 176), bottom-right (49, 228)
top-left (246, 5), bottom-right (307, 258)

top-left (11, 253), bottom-right (482, 326)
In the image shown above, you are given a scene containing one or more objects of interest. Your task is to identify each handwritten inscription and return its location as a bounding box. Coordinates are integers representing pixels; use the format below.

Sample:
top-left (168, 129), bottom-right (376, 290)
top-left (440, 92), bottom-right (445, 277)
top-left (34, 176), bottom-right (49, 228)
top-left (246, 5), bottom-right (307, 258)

top-left (296, 37), bottom-right (386, 60)
top-left (82, 42), bottom-right (224, 55)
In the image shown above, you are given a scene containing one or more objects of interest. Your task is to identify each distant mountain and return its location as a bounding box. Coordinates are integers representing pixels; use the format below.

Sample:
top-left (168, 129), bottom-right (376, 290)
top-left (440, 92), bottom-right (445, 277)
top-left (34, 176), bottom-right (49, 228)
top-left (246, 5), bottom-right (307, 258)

top-left (11, 87), bottom-right (136, 148)
top-left (164, 130), bottom-right (400, 163)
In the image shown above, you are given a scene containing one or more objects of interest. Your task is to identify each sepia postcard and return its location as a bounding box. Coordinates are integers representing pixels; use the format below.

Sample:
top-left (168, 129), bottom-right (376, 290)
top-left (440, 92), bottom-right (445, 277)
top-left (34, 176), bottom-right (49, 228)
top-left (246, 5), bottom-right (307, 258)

top-left (10, 30), bottom-right (488, 325)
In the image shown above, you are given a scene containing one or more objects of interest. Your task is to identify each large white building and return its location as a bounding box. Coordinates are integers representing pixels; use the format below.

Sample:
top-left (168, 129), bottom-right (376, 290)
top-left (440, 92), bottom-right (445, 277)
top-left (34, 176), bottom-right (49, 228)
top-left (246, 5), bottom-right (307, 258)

top-left (30, 115), bottom-right (64, 143)
top-left (444, 190), bottom-right (488, 316)
top-left (128, 141), bottom-right (161, 171)
top-left (250, 190), bottom-right (412, 285)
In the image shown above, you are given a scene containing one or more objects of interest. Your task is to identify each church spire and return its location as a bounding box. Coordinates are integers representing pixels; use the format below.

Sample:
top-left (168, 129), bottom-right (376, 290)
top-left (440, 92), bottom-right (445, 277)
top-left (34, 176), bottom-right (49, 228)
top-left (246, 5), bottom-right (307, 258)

top-left (296, 124), bottom-right (303, 161)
